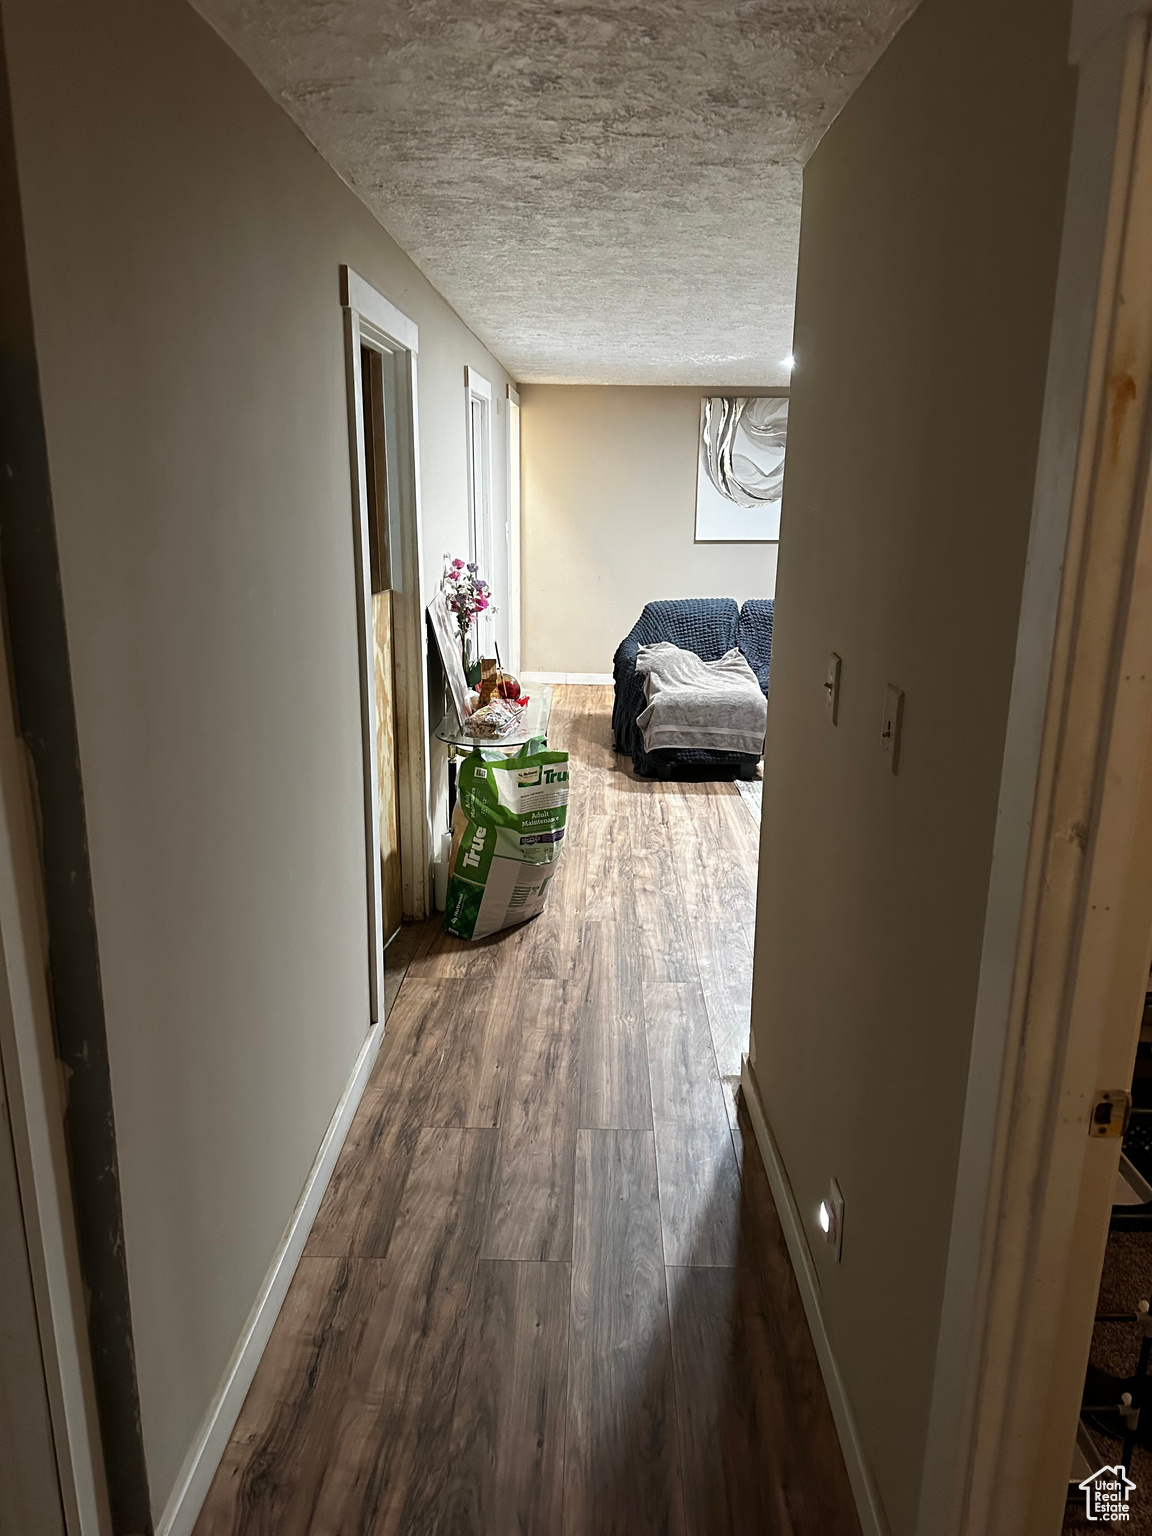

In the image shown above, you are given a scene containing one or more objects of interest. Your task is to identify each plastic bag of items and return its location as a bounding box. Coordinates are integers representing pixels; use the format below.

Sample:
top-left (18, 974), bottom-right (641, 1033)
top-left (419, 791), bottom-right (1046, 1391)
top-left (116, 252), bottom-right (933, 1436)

top-left (462, 697), bottom-right (524, 739)
top-left (444, 737), bottom-right (570, 940)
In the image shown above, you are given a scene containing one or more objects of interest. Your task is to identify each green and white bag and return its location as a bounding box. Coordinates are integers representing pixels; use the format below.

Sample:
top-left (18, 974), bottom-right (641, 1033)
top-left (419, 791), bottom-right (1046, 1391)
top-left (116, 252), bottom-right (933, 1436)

top-left (444, 737), bottom-right (570, 941)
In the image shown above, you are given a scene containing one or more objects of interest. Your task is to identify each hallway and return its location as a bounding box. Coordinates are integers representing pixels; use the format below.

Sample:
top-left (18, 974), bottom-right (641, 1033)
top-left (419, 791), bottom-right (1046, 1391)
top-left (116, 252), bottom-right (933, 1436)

top-left (194, 686), bottom-right (860, 1535)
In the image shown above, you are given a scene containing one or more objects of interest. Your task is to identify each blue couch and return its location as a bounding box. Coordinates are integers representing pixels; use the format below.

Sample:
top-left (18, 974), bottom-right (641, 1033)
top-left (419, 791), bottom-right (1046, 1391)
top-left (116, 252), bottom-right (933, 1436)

top-left (612, 597), bottom-right (774, 779)
top-left (737, 598), bottom-right (774, 694)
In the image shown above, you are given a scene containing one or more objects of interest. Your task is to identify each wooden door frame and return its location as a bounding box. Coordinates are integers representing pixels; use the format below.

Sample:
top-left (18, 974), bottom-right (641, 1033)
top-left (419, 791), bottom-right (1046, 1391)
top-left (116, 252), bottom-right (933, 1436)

top-left (0, 588), bottom-right (110, 1534)
top-left (341, 267), bottom-right (431, 1023)
top-left (915, 9), bottom-right (1152, 1532)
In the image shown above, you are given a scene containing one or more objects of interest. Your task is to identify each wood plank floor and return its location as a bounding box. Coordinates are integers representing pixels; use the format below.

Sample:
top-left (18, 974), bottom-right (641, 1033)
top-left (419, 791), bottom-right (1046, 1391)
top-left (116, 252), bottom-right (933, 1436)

top-left (195, 685), bottom-right (860, 1536)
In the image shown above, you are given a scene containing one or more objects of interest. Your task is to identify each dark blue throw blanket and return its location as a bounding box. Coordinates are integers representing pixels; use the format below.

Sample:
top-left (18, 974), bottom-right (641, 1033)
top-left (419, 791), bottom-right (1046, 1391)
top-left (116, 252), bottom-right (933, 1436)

top-left (611, 598), bottom-right (773, 778)
top-left (737, 599), bottom-right (774, 694)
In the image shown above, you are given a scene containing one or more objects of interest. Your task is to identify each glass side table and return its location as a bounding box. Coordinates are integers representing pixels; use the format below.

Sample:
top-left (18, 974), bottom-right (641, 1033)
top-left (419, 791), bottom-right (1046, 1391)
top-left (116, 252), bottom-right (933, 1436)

top-left (433, 685), bottom-right (554, 811)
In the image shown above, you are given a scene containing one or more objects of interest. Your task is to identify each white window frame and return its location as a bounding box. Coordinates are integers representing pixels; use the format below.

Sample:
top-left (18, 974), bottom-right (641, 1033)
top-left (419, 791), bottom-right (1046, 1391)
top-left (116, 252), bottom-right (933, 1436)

top-left (506, 384), bottom-right (522, 674)
top-left (464, 367), bottom-right (496, 659)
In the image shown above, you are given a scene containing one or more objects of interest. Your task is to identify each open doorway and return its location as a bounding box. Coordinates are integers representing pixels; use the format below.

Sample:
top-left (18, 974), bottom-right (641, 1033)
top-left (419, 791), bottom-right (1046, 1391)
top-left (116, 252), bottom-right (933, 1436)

top-left (0, 591), bottom-right (109, 1536)
top-left (1065, 960), bottom-right (1152, 1530)
top-left (0, 1050), bottom-right (66, 1536)
top-left (342, 268), bottom-right (431, 1024)
top-left (358, 343), bottom-right (403, 950)
top-left (912, 17), bottom-right (1152, 1531)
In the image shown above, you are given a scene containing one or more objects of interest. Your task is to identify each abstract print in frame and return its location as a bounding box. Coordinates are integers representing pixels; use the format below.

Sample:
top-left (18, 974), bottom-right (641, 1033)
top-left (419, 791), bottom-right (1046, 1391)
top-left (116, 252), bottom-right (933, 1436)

top-left (695, 395), bottom-right (788, 542)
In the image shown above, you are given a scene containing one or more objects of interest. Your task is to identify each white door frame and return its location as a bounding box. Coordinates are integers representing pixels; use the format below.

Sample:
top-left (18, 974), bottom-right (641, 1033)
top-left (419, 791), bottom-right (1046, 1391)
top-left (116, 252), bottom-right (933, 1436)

top-left (506, 384), bottom-right (522, 675)
top-left (464, 366), bottom-right (496, 659)
top-left (341, 268), bottom-right (431, 1013)
top-left (916, 10), bottom-right (1152, 1533)
top-left (0, 590), bottom-right (110, 1534)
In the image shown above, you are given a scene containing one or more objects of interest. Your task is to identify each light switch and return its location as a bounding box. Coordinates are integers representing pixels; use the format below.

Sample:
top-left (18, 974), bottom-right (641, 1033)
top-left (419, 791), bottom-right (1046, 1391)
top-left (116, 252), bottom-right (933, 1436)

top-left (824, 653), bottom-right (841, 724)
top-left (881, 684), bottom-right (904, 773)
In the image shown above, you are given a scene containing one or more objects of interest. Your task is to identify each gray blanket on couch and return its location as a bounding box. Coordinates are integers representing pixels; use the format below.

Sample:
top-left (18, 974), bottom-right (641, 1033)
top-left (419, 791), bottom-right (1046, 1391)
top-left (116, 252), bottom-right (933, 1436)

top-left (635, 642), bottom-right (767, 756)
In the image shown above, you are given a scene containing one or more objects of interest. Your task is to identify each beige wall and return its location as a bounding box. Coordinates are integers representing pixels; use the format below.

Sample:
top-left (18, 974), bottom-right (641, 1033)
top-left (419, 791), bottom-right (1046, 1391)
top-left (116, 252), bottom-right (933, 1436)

top-left (748, 0), bottom-right (1076, 1531)
top-left (0, 0), bottom-right (511, 1514)
top-left (520, 385), bottom-right (780, 675)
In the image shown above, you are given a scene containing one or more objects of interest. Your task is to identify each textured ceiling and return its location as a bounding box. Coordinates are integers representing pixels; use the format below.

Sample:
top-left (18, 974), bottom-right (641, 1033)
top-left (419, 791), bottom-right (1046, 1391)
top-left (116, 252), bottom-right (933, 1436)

top-left (194, 0), bottom-right (919, 383)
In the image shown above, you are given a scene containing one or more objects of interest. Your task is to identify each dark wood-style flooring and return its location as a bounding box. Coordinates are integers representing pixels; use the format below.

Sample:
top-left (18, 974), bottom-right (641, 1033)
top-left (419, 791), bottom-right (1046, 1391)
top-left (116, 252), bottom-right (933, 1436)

top-left (195, 685), bottom-right (861, 1536)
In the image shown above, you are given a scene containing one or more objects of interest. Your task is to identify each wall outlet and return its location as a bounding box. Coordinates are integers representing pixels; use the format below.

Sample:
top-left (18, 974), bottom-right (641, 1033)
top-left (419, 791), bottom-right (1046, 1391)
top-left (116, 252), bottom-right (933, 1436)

top-left (818, 1178), bottom-right (845, 1262)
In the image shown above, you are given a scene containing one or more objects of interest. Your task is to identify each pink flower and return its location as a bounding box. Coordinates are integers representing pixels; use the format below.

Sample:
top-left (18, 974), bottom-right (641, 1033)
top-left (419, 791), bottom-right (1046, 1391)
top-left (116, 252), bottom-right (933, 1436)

top-left (441, 555), bottom-right (495, 632)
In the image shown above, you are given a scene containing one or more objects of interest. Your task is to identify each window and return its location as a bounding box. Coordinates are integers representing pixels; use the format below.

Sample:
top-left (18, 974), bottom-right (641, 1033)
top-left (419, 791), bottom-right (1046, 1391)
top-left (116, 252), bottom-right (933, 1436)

top-left (465, 367), bottom-right (495, 656)
top-left (506, 384), bottom-right (521, 673)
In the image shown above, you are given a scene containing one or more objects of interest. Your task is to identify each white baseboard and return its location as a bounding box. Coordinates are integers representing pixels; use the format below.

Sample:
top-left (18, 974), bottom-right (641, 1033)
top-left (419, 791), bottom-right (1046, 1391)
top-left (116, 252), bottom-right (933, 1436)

top-left (521, 670), bottom-right (614, 685)
top-left (155, 1021), bottom-right (385, 1536)
top-left (740, 1057), bottom-right (891, 1536)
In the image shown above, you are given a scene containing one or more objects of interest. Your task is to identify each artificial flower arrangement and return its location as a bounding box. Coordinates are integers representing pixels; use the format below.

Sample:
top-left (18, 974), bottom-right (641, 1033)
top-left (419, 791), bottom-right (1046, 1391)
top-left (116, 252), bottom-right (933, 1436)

top-left (441, 554), bottom-right (527, 734)
top-left (442, 555), bottom-right (494, 684)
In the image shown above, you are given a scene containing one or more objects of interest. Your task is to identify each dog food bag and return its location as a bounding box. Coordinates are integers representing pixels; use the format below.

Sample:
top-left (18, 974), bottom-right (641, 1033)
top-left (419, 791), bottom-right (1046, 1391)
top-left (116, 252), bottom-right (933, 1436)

top-left (444, 738), bottom-right (570, 941)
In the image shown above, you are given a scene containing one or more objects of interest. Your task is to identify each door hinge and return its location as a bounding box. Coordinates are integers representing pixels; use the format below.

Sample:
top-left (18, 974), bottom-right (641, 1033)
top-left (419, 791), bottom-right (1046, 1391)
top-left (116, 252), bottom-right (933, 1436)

top-left (1090, 1088), bottom-right (1132, 1138)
